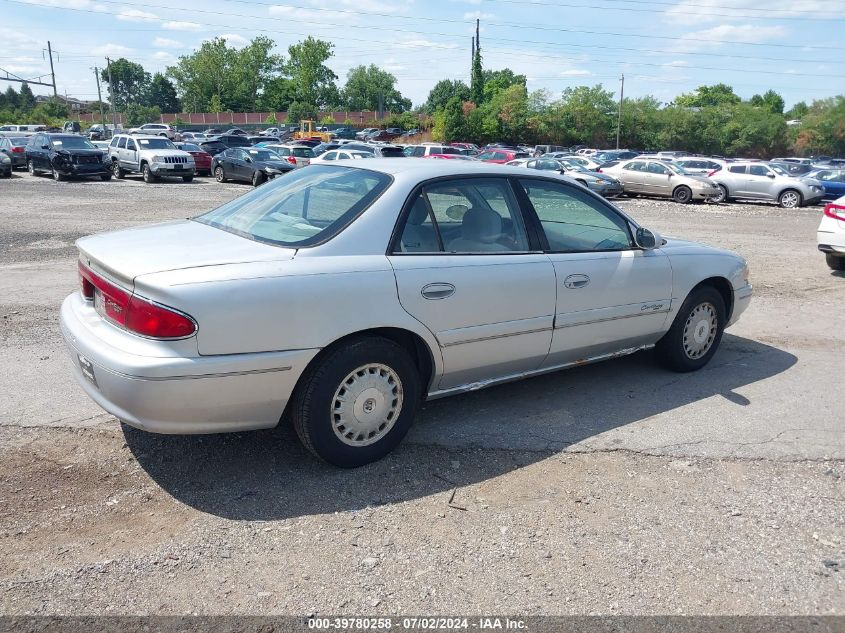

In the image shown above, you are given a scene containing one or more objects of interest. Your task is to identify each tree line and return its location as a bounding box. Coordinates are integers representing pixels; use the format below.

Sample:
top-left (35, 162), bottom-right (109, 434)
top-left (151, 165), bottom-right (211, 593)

top-left (0, 31), bottom-right (842, 157)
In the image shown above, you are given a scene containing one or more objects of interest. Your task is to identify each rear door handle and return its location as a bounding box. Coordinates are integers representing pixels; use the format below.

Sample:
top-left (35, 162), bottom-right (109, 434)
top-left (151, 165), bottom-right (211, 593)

top-left (421, 283), bottom-right (456, 300)
top-left (564, 274), bottom-right (590, 289)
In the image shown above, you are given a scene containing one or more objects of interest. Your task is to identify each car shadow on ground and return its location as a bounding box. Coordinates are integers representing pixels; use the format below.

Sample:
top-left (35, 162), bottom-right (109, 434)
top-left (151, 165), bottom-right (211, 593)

top-left (124, 333), bottom-right (796, 521)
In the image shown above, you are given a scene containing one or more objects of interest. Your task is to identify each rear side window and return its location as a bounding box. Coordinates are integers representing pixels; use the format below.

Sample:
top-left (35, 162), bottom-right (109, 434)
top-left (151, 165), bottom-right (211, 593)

top-left (623, 161), bottom-right (643, 171)
top-left (196, 166), bottom-right (391, 247)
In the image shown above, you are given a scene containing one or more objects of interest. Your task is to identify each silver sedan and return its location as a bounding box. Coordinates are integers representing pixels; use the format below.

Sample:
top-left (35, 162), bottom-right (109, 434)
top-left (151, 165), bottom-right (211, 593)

top-left (60, 160), bottom-right (752, 467)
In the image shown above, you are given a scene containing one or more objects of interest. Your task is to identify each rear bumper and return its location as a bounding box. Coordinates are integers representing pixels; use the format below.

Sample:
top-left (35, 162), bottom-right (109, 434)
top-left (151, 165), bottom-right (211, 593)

top-left (59, 293), bottom-right (319, 434)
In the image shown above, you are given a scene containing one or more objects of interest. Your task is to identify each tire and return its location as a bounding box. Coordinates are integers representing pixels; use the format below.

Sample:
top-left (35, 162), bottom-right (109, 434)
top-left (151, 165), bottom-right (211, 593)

top-left (672, 185), bottom-right (693, 204)
top-left (182, 175), bottom-right (193, 183)
top-left (52, 166), bottom-right (65, 182)
top-left (112, 161), bottom-right (125, 179)
top-left (252, 170), bottom-right (265, 187)
top-left (826, 253), bottom-right (845, 271)
top-left (142, 164), bottom-right (157, 183)
top-left (27, 160), bottom-right (37, 176)
top-left (655, 286), bottom-right (726, 372)
top-left (779, 189), bottom-right (802, 209)
top-left (712, 184), bottom-right (729, 203)
top-left (575, 179), bottom-right (587, 188)
top-left (290, 336), bottom-right (421, 468)
top-left (214, 166), bottom-right (226, 183)
top-left (100, 173), bottom-right (112, 181)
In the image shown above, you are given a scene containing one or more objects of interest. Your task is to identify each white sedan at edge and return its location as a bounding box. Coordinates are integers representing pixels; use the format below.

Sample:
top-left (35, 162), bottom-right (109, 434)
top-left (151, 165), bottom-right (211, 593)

top-left (817, 194), bottom-right (845, 270)
top-left (60, 159), bottom-right (753, 467)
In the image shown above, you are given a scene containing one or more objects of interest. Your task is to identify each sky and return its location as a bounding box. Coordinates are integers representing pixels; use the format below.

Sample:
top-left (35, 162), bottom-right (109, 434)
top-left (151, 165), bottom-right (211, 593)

top-left (2, 0), bottom-right (844, 110)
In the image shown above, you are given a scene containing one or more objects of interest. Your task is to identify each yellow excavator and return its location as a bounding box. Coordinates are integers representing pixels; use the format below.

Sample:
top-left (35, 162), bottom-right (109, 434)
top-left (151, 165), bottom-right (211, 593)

top-left (293, 120), bottom-right (333, 143)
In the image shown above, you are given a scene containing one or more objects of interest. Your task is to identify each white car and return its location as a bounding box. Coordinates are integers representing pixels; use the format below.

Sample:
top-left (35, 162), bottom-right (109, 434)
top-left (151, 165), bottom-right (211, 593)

top-left (817, 194), bottom-right (845, 270)
top-left (128, 123), bottom-right (176, 140)
top-left (259, 143), bottom-right (314, 167)
top-left (60, 160), bottom-right (751, 467)
top-left (310, 149), bottom-right (374, 163)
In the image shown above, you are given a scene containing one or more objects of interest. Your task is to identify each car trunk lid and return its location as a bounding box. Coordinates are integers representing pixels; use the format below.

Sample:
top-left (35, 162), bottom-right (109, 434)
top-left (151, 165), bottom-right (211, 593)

top-left (77, 219), bottom-right (295, 287)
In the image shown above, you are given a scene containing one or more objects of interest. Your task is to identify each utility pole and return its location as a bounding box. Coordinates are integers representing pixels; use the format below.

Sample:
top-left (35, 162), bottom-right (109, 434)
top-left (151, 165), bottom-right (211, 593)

top-left (46, 41), bottom-right (57, 97)
top-left (105, 57), bottom-right (116, 127)
top-left (616, 73), bottom-right (624, 150)
top-left (93, 67), bottom-right (105, 129)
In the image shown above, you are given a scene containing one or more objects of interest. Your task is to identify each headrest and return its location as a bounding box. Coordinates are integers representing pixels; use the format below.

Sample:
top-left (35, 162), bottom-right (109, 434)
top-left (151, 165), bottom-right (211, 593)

top-left (462, 207), bottom-right (502, 242)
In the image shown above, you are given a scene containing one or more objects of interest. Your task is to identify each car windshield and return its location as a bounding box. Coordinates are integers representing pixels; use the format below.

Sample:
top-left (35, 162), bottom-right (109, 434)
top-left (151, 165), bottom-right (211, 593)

top-left (246, 149), bottom-right (281, 161)
top-left (195, 166), bottom-right (392, 247)
top-left (137, 137), bottom-right (175, 149)
top-left (769, 164), bottom-right (788, 176)
top-left (51, 136), bottom-right (95, 149)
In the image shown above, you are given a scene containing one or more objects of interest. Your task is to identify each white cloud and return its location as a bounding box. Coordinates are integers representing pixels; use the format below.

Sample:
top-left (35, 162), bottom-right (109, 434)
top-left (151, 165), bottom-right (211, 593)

top-left (221, 33), bottom-right (249, 47)
top-left (463, 11), bottom-right (494, 19)
top-left (153, 37), bottom-right (183, 49)
top-left (559, 69), bottom-right (591, 76)
top-left (671, 24), bottom-right (786, 52)
top-left (663, 0), bottom-right (842, 24)
top-left (91, 43), bottom-right (133, 56)
top-left (116, 9), bottom-right (158, 21)
top-left (396, 39), bottom-right (459, 50)
top-left (664, 60), bottom-right (689, 67)
top-left (162, 21), bottom-right (203, 31)
top-left (21, 0), bottom-right (92, 8)
top-left (152, 51), bottom-right (176, 63)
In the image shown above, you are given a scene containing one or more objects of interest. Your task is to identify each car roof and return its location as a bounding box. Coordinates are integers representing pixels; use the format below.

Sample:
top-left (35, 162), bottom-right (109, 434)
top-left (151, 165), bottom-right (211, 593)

top-left (312, 157), bottom-right (575, 178)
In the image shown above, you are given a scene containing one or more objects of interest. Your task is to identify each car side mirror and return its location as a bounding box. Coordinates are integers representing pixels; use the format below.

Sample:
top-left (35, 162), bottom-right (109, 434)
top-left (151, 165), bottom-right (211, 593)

top-left (42, 144), bottom-right (49, 150)
top-left (244, 156), bottom-right (252, 163)
top-left (767, 173), bottom-right (775, 178)
top-left (635, 227), bottom-right (659, 250)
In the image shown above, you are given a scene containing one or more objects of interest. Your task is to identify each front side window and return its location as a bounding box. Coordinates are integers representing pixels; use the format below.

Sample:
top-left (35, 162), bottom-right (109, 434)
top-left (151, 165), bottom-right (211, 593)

top-left (519, 179), bottom-right (631, 252)
top-left (749, 165), bottom-right (771, 177)
top-left (196, 166), bottom-right (391, 247)
top-left (117, 137), bottom-right (128, 149)
top-left (395, 178), bottom-right (530, 254)
top-left (126, 139), bottom-right (137, 151)
top-left (647, 162), bottom-right (670, 175)
top-left (323, 151), bottom-right (337, 161)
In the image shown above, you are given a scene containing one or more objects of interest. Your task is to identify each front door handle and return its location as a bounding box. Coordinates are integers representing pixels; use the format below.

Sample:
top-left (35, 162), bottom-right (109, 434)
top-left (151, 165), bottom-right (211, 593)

top-left (421, 283), bottom-right (455, 300)
top-left (564, 274), bottom-right (590, 289)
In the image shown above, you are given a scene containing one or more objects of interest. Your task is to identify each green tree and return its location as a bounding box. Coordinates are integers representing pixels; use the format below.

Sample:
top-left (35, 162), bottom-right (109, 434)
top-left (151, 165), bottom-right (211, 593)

top-left (101, 59), bottom-right (149, 111)
top-left (749, 89), bottom-right (784, 115)
top-left (441, 96), bottom-right (466, 142)
top-left (38, 97), bottom-right (69, 119)
top-left (793, 96), bottom-right (845, 156)
top-left (123, 104), bottom-right (161, 127)
top-left (265, 113), bottom-right (278, 125)
top-left (167, 36), bottom-right (281, 112)
top-left (423, 80), bottom-right (470, 114)
top-left (471, 43), bottom-right (484, 105)
top-left (342, 64), bottom-right (411, 112)
top-left (675, 83), bottom-right (740, 108)
top-left (287, 100), bottom-right (316, 124)
top-left (283, 37), bottom-right (339, 114)
top-left (557, 84), bottom-right (616, 146)
top-left (146, 73), bottom-right (180, 113)
top-left (257, 77), bottom-right (296, 112)
top-left (18, 82), bottom-right (36, 110)
top-left (482, 69), bottom-right (526, 102)
top-left (3, 86), bottom-right (17, 110)
top-left (787, 101), bottom-right (809, 120)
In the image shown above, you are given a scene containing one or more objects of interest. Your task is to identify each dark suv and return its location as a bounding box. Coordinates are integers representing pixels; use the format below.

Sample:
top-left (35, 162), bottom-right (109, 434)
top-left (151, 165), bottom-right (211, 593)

top-left (25, 133), bottom-right (111, 181)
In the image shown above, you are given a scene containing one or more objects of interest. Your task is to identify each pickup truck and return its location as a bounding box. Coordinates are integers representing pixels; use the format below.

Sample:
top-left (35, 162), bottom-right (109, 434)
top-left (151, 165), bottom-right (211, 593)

top-left (107, 134), bottom-right (195, 183)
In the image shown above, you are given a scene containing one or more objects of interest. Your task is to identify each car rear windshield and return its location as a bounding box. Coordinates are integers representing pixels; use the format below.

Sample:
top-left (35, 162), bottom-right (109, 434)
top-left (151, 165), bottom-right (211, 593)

top-left (10, 137), bottom-right (29, 145)
top-left (180, 143), bottom-right (202, 152)
top-left (380, 147), bottom-right (405, 157)
top-left (291, 147), bottom-right (315, 158)
top-left (195, 165), bottom-right (392, 247)
top-left (137, 137), bottom-right (175, 149)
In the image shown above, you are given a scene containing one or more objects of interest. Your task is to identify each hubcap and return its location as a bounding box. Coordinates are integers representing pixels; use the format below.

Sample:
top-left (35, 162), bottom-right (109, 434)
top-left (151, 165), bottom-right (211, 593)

top-left (331, 363), bottom-right (403, 447)
top-left (682, 302), bottom-right (718, 360)
top-left (782, 192), bottom-right (798, 207)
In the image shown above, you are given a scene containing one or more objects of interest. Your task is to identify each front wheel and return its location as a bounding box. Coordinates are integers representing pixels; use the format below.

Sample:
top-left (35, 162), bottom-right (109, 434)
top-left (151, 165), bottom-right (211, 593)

top-left (112, 161), bottom-right (126, 179)
top-left (779, 189), bottom-right (802, 209)
top-left (142, 164), bottom-right (157, 183)
top-left (252, 170), bottom-right (265, 187)
top-left (27, 160), bottom-right (37, 176)
top-left (655, 286), bottom-right (726, 372)
top-left (672, 185), bottom-right (692, 204)
top-left (52, 167), bottom-right (65, 182)
top-left (182, 175), bottom-right (194, 183)
top-left (290, 336), bottom-right (421, 468)
top-left (214, 166), bottom-right (226, 183)
top-left (826, 253), bottom-right (845, 271)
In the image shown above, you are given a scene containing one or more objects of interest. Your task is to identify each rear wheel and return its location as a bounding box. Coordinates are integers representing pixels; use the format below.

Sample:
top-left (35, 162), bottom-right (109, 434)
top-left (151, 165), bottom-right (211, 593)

top-left (291, 336), bottom-right (421, 468)
top-left (826, 253), bottom-right (845, 271)
top-left (214, 166), bottom-right (226, 183)
top-left (112, 161), bottom-right (126, 179)
top-left (712, 184), bottom-right (729, 203)
top-left (655, 286), bottom-right (726, 372)
top-left (672, 185), bottom-right (692, 204)
top-left (779, 189), bottom-right (802, 209)
top-left (100, 173), bottom-right (112, 181)
top-left (28, 160), bottom-right (37, 176)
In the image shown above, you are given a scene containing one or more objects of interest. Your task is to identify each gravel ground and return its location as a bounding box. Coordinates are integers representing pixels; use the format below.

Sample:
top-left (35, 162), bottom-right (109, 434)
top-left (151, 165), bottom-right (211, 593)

top-left (0, 170), bottom-right (843, 616)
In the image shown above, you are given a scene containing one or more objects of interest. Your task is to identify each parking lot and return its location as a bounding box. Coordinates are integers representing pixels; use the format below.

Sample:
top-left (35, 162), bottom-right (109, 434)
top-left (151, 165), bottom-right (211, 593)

top-left (1, 170), bottom-right (843, 615)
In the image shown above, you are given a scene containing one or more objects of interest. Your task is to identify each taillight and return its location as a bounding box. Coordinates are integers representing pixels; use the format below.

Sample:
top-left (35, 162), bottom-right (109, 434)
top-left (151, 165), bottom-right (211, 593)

top-left (825, 203), bottom-right (845, 222)
top-left (78, 262), bottom-right (196, 339)
top-left (596, 168), bottom-right (603, 173)
top-left (12, 147), bottom-right (24, 153)
top-left (707, 170), bottom-right (718, 177)
top-left (287, 156), bottom-right (297, 165)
